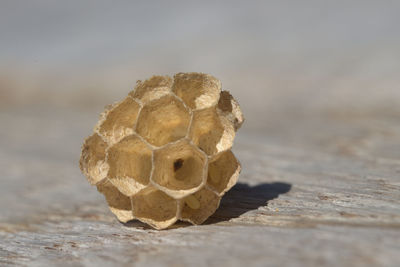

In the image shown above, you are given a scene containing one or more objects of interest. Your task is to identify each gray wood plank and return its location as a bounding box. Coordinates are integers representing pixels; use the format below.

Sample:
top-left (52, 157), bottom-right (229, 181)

top-left (0, 108), bottom-right (399, 267)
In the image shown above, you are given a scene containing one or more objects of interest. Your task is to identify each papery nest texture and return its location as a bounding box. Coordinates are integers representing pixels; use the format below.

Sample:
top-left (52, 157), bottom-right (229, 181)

top-left (80, 72), bottom-right (244, 229)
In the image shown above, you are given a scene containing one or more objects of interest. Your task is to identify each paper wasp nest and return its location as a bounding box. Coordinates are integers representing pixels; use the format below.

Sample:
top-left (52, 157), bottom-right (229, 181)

top-left (80, 72), bottom-right (243, 229)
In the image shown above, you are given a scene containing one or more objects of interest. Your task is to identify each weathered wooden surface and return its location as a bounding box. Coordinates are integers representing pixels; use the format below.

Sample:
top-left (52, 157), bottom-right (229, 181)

top-left (1, 106), bottom-right (399, 267)
top-left (1, 1), bottom-right (400, 266)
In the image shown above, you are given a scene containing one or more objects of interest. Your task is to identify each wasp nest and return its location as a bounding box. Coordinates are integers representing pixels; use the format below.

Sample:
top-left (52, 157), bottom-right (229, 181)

top-left (80, 72), bottom-right (243, 229)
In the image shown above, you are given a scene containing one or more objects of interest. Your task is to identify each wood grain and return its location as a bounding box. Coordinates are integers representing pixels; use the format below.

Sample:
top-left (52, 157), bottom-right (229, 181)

top-left (0, 106), bottom-right (399, 266)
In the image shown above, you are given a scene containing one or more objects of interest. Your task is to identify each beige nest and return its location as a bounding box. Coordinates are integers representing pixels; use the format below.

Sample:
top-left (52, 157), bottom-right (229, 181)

top-left (80, 72), bottom-right (243, 229)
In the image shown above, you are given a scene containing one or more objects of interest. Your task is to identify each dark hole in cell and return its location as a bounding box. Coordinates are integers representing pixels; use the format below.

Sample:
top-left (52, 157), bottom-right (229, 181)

top-left (173, 158), bottom-right (184, 172)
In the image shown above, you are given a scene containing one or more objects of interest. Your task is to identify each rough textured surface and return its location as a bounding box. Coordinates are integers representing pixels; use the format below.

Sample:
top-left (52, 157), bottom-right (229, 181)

top-left (1, 105), bottom-right (399, 266)
top-left (80, 73), bottom-right (243, 229)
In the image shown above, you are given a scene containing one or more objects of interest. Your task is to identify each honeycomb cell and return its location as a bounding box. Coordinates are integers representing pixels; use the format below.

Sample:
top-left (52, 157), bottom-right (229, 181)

top-left (180, 187), bottom-right (220, 224)
top-left (132, 186), bottom-right (178, 229)
top-left (189, 107), bottom-right (235, 155)
top-left (172, 72), bottom-right (221, 110)
top-left (151, 139), bottom-right (206, 198)
top-left (218, 90), bottom-right (244, 130)
top-left (97, 179), bottom-right (134, 223)
top-left (79, 133), bottom-right (109, 185)
top-left (207, 150), bottom-right (240, 196)
top-left (107, 134), bottom-right (152, 196)
top-left (135, 94), bottom-right (190, 147)
top-left (129, 75), bottom-right (172, 104)
top-left (96, 97), bottom-right (141, 145)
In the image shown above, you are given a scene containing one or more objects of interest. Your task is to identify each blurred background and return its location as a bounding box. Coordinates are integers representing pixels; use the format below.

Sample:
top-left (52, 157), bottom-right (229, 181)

top-left (1, 0), bottom-right (400, 124)
top-left (1, 0), bottom-right (400, 222)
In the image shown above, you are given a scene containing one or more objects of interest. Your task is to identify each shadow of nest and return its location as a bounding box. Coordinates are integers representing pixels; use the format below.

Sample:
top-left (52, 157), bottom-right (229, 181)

top-left (124, 181), bottom-right (291, 229)
top-left (205, 182), bottom-right (292, 224)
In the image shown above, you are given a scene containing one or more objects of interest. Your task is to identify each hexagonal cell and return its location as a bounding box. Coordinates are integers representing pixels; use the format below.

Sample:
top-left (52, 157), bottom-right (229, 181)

top-left (172, 72), bottom-right (221, 110)
top-left (97, 179), bottom-right (134, 223)
top-left (132, 186), bottom-right (178, 229)
top-left (180, 187), bottom-right (220, 224)
top-left (207, 150), bottom-right (240, 196)
top-left (107, 134), bottom-right (152, 196)
top-left (152, 139), bottom-right (206, 198)
top-left (189, 107), bottom-right (235, 156)
top-left (79, 133), bottom-right (109, 185)
top-left (135, 94), bottom-right (191, 147)
top-left (96, 96), bottom-right (141, 145)
top-left (218, 90), bottom-right (244, 130)
top-left (129, 75), bottom-right (172, 104)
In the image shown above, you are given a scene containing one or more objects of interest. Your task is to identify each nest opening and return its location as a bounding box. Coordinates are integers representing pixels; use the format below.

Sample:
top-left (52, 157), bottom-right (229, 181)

top-left (181, 188), bottom-right (220, 224)
top-left (172, 72), bottom-right (221, 110)
top-left (107, 135), bottom-right (152, 185)
top-left (97, 97), bottom-right (140, 144)
top-left (152, 140), bottom-right (206, 191)
top-left (135, 95), bottom-right (190, 147)
top-left (207, 150), bottom-right (239, 194)
top-left (189, 107), bottom-right (233, 155)
top-left (132, 187), bottom-right (177, 223)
